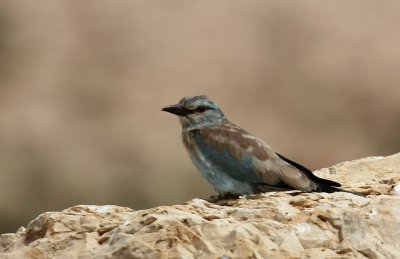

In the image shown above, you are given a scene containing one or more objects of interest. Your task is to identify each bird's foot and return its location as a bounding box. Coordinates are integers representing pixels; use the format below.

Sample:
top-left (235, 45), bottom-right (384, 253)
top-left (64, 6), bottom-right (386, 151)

top-left (208, 192), bottom-right (240, 203)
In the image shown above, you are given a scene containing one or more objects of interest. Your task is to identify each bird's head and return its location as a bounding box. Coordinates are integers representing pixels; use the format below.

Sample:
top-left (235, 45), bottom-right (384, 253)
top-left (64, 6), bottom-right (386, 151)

top-left (162, 95), bottom-right (226, 131)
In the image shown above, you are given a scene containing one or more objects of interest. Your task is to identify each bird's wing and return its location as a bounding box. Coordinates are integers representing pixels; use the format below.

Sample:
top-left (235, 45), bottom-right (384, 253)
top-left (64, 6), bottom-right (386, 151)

top-left (276, 153), bottom-right (341, 187)
top-left (197, 123), bottom-right (318, 191)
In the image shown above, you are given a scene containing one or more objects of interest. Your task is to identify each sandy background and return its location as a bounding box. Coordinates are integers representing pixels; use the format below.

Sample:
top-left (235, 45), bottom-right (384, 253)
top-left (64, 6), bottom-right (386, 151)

top-left (0, 1), bottom-right (399, 233)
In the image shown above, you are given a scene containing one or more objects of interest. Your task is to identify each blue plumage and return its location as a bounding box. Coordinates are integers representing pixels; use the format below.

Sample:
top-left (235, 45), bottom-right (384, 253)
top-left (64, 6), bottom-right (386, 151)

top-left (191, 130), bottom-right (258, 194)
top-left (162, 95), bottom-right (352, 197)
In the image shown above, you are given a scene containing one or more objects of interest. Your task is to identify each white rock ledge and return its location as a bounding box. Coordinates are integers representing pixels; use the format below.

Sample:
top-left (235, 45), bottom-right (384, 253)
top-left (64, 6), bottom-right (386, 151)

top-left (1, 153), bottom-right (400, 258)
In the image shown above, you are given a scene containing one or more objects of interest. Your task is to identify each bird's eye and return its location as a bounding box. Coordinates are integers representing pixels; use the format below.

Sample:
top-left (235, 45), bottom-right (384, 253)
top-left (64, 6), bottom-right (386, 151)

top-left (196, 106), bottom-right (208, 112)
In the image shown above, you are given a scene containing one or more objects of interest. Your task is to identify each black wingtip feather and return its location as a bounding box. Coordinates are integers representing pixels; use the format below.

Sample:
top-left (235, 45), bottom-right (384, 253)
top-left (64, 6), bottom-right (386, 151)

top-left (276, 153), bottom-right (341, 187)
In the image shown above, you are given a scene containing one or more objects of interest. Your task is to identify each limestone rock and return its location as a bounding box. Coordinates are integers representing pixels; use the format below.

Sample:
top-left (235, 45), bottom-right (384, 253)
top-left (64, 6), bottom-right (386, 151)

top-left (1, 153), bottom-right (400, 258)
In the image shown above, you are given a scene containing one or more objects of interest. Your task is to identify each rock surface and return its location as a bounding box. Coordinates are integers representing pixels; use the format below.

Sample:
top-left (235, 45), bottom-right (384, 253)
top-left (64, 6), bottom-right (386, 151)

top-left (1, 153), bottom-right (400, 259)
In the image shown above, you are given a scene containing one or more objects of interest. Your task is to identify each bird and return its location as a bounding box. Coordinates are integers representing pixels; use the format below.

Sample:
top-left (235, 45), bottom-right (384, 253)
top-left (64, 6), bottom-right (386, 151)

top-left (162, 95), bottom-right (357, 198)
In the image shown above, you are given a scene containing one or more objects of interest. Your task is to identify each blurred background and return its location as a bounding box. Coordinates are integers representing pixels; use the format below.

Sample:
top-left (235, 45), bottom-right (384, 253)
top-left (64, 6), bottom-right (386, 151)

top-left (0, 1), bottom-right (399, 233)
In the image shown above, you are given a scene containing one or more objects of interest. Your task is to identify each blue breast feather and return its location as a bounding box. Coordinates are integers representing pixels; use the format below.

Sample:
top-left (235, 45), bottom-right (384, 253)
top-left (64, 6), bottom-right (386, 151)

top-left (192, 131), bottom-right (261, 184)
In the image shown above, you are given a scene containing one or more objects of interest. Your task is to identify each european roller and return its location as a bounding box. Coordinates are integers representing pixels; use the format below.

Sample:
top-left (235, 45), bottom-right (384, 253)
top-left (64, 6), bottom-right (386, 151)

top-left (162, 95), bottom-right (356, 197)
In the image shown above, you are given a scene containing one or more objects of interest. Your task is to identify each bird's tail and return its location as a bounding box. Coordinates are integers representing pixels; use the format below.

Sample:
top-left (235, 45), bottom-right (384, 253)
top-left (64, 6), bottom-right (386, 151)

top-left (317, 185), bottom-right (365, 197)
top-left (276, 153), bottom-right (365, 197)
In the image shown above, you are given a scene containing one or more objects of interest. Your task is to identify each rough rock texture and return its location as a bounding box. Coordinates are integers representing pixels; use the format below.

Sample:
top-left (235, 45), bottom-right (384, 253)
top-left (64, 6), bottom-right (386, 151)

top-left (1, 153), bottom-right (400, 259)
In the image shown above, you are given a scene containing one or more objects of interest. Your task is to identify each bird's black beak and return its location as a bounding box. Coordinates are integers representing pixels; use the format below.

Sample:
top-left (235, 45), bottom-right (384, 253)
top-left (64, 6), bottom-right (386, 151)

top-left (162, 104), bottom-right (190, 116)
